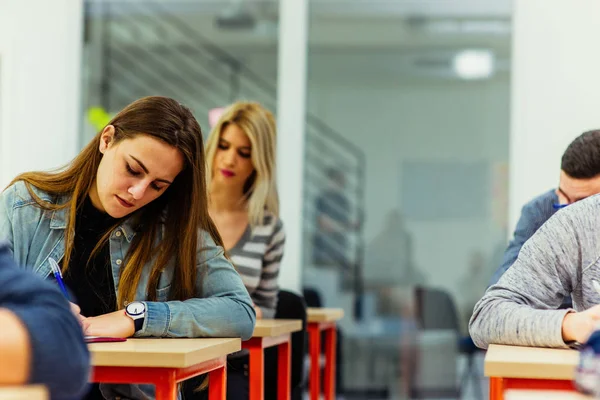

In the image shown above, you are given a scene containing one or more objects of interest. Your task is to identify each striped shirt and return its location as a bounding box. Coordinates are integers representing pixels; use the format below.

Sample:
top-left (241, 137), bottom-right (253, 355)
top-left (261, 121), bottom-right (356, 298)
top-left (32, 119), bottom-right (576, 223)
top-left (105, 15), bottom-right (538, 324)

top-left (228, 213), bottom-right (285, 319)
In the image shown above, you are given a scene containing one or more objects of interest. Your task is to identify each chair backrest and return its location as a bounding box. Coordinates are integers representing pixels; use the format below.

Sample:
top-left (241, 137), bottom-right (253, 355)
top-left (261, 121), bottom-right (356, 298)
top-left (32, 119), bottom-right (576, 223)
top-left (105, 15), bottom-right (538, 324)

top-left (410, 286), bottom-right (462, 398)
top-left (415, 286), bottom-right (460, 332)
top-left (264, 290), bottom-right (308, 400)
top-left (302, 287), bottom-right (323, 308)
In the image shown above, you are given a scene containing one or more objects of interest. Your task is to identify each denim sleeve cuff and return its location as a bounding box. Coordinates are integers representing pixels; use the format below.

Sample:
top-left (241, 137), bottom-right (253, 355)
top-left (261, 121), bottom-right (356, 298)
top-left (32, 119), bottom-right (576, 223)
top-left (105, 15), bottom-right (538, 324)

top-left (135, 301), bottom-right (170, 337)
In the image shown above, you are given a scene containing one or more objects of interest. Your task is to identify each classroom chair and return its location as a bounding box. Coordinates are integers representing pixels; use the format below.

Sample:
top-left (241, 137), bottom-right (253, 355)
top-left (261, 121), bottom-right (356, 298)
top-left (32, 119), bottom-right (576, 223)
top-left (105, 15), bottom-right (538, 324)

top-left (264, 290), bottom-right (308, 400)
top-left (411, 286), bottom-right (483, 400)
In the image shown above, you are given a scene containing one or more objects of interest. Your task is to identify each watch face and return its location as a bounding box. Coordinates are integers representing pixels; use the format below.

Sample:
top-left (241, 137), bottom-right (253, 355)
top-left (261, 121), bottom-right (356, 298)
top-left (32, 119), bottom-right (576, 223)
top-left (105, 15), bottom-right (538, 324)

top-left (126, 302), bottom-right (145, 316)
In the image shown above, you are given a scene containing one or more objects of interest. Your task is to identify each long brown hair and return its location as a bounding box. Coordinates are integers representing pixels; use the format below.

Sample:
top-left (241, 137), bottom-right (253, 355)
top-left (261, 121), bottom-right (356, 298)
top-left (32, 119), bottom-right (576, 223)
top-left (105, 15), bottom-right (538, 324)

top-left (10, 96), bottom-right (223, 308)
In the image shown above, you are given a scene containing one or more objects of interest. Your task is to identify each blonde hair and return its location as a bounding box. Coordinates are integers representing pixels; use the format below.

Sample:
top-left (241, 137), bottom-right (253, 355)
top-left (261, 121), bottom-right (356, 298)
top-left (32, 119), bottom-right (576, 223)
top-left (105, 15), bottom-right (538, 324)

top-left (205, 102), bottom-right (278, 226)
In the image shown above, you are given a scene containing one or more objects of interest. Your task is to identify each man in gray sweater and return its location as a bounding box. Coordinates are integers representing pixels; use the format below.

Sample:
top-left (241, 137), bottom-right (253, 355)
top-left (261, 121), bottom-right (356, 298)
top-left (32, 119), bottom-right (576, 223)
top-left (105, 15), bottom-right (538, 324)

top-left (469, 187), bottom-right (600, 349)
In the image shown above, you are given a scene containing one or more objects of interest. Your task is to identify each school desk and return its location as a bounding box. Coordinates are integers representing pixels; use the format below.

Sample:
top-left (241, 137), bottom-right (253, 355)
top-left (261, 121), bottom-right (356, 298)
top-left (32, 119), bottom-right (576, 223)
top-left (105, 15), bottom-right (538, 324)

top-left (0, 385), bottom-right (47, 400)
top-left (89, 338), bottom-right (240, 400)
top-left (306, 307), bottom-right (344, 400)
top-left (485, 344), bottom-right (579, 400)
top-left (505, 389), bottom-right (591, 400)
top-left (243, 319), bottom-right (303, 400)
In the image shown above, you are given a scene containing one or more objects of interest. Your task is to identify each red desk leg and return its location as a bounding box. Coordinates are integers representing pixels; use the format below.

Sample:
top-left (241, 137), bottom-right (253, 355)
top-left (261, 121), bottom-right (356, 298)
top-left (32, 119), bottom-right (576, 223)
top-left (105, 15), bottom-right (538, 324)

top-left (243, 334), bottom-right (292, 400)
top-left (155, 369), bottom-right (177, 400)
top-left (323, 326), bottom-right (337, 400)
top-left (308, 324), bottom-right (321, 400)
top-left (278, 338), bottom-right (291, 400)
top-left (246, 338), bottom-right (265, 400)
top-left (489, 377), bottom-right (505, 400)
top-left (208, 365), bottom-right (227, 400)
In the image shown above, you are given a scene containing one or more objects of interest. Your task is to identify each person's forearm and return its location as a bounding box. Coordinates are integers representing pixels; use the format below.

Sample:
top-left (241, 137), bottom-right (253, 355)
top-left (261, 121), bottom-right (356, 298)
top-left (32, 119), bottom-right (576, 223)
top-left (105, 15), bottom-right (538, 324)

top-left (0, 308), bottom-right (31, 384)
top-left (469, 290), bottom-right (570, 348)
top-left (470, 209), bottom-right (580, 348)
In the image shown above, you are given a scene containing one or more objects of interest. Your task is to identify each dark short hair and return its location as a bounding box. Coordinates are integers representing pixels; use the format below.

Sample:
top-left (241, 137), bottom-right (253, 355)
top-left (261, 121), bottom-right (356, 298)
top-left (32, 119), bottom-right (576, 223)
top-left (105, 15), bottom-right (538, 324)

top-left (561, 130), bottom-right (600, 179)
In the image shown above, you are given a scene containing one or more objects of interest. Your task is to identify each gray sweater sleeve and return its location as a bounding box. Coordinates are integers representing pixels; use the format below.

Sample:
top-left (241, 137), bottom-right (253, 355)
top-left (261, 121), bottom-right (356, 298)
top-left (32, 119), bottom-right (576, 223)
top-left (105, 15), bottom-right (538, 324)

top-left (469, 196), bottom-right (600, 349)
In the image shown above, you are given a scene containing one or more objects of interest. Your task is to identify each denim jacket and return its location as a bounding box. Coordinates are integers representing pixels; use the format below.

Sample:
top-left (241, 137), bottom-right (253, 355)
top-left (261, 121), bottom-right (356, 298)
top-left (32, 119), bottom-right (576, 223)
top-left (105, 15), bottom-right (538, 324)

top-left (0, 181), bottom-right (256, 398)
top-left (0, 181), bottom-right (256, 338)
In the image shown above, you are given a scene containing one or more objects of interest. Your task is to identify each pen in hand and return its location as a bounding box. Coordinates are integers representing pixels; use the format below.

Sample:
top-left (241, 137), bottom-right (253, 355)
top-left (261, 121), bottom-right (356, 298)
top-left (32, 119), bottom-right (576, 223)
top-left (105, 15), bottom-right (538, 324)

top-left (49, 257), bottom-right (70, 300)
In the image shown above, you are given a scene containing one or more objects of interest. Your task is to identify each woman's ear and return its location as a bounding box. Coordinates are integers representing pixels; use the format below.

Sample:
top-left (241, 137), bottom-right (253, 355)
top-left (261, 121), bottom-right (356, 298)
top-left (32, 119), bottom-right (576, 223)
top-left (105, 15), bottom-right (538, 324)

top-left (99, 125), bottom-right (116, 154)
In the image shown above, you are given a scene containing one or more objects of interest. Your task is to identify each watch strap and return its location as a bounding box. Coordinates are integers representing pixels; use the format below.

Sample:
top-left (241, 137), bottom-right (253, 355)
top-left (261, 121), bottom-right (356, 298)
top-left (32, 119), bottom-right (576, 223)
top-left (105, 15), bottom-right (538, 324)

top-left (134, 317), bottom-right (144, 333)
top-left (566, 340), bottom-right (582, 350)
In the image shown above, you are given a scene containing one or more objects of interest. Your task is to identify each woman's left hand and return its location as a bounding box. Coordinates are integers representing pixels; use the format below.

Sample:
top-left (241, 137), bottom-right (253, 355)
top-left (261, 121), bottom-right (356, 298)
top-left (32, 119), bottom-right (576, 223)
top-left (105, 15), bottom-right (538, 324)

top-left (83, 310), bottom-right (135, 338)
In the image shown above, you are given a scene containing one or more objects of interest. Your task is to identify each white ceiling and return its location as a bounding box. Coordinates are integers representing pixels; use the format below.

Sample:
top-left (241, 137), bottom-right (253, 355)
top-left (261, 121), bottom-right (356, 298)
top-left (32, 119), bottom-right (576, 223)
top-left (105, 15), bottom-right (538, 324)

top-left (87, 0), bottom-right (512, 80)
top-left (88, 0), bottom-right (512, 18)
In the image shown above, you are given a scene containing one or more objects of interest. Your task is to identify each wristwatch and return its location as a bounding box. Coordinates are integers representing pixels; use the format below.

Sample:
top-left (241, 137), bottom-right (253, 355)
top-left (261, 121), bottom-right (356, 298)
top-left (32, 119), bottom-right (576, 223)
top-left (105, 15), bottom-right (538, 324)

top-left (125, 301), bottom-right (146, 333)
top-left (566, 340), bottom-right (583, 350)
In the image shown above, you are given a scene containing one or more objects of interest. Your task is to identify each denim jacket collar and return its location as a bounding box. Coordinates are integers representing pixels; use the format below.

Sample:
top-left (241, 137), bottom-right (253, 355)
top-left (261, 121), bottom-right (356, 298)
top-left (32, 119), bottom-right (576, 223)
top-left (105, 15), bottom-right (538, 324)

top-left (49, 194), bottom-right (137, 242)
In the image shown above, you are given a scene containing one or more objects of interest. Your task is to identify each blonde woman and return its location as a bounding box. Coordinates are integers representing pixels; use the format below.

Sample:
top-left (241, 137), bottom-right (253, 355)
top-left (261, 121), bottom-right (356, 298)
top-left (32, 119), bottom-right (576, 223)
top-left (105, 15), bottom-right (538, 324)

top-left (185, 102), bottom-right (285, 400)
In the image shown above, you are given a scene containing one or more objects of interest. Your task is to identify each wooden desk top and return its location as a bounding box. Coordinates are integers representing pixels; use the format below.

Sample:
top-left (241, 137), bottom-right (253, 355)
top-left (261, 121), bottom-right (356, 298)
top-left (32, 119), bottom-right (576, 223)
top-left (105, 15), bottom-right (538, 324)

top-left (485, 344), bottom-right (579, 380)
top-left (307, 308), bottom-right (344, 323)
top-left (89, 338), bottom-right (241, 368)
top-left (505, 390), bottom-right (591, 400)
top-left (0, 385), bottom-right (48, 400)
top-left (252, 319), bottom-right (302, 337)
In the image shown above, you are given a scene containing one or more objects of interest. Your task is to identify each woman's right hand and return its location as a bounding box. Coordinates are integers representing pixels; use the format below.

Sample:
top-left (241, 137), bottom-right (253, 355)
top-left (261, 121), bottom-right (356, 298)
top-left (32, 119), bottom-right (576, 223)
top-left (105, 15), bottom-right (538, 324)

top-left (562, 305), bottom-right (600, 343)
top-left (69, 302), bottom-right (89, 331)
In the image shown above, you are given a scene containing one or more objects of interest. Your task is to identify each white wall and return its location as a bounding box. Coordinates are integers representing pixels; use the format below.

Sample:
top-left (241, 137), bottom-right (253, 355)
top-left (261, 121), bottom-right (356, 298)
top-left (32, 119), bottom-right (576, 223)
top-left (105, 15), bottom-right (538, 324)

top-left (0, 0), bottom-right (83, 187)
top-left (276, 0), bottom-right (308, 294)
top-left (509, 0), bottom-right (600, 231)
